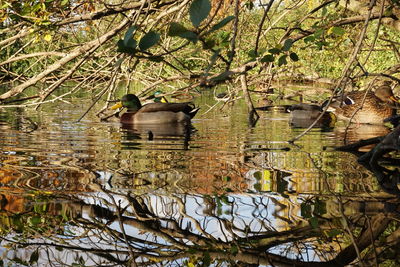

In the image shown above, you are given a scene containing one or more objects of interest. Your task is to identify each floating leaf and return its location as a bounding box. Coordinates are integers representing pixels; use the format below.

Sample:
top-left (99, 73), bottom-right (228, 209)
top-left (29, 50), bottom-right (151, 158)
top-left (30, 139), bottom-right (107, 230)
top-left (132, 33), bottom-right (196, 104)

top-left (138, 31), bottom-right (160, 51)
top-left (209, 16), bottom-right (235, 33)
top-left (168, 22), bottom-right (198, 42)
top-left (189, 0), bottom-right (211, 27)
top-left (117, 40), bottom-right (136, 55)
top-left (261, 54), bottom-right (274, 62)
top-left (282, 38), bottom-right (293, 51)
top-left (278, 55), bottom-right (287, 66)
top-left (289, 52), bottom-right (299, 61)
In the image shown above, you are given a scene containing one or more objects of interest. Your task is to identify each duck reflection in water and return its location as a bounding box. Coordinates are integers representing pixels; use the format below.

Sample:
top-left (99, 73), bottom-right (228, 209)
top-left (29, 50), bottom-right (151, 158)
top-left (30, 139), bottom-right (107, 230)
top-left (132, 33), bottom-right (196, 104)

top-left (111, 94), bottom-right (199, 150)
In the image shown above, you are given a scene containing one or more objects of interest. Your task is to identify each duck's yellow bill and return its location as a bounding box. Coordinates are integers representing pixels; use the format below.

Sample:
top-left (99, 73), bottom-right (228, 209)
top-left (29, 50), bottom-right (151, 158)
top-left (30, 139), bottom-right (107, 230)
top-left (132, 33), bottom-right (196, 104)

top-left (390, 96), bottom-right (399, 103)
top-left (111, 102), bottom-right (123, 110)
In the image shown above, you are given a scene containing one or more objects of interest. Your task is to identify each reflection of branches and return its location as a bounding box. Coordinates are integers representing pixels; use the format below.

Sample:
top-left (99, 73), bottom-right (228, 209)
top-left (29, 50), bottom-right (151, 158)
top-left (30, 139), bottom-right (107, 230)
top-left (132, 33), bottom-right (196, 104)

top-left (1, 186), bottom-right (399, 266)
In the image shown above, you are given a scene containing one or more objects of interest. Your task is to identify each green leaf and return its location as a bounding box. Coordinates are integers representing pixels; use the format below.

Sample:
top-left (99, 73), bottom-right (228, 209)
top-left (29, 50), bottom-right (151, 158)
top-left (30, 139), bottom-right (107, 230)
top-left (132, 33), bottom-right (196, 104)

top-left (209, 16), bottom-right (235, 33)
top-left (117, 40), bottom-right (137, 55)
top-left (189, 0), bottom-right (211, 27)
top-left (29, 216), bottom-right (42, 226)
top-left (331, 26), bottom-right (345, 36)
top-left (123, 26), bottom-right (137, 47)
top-left (289, 52), bottom-right (299, 61)
top-left (61, 0), bottom-right (69, 5)
top-left (261, 54), bottom-right (274, 62)
top-left (125, 37), bottom-right (137, 49)
top-left (138, 31), bottom-right (160, 51)
top-left (168, 22), bottom-right (198, 42)
top-left (278, 55), bottom-right (287, 66)
top-left (304, 35), bottom-right (315, 43)
top-left (268, 48), bottom-right (281, 55)
top-left (282, 38), bottom-right (293, 51)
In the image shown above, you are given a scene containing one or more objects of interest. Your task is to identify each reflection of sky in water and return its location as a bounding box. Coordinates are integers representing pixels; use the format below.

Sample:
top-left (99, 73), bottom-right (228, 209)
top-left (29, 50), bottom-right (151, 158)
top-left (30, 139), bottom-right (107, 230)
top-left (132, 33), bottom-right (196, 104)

top-left (75, 191), bottom-right (323, 262)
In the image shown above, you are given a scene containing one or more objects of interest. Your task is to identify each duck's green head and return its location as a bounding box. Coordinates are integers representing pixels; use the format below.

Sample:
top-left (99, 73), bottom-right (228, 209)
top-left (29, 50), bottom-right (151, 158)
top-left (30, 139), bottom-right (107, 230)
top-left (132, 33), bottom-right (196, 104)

top-left (111, 94), bottom-right (142, 112)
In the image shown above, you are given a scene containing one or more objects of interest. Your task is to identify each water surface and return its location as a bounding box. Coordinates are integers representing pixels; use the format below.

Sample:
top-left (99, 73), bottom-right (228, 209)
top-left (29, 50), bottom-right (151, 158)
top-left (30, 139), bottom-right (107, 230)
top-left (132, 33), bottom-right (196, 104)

top-left (0, 93), bottom-right (398, 266)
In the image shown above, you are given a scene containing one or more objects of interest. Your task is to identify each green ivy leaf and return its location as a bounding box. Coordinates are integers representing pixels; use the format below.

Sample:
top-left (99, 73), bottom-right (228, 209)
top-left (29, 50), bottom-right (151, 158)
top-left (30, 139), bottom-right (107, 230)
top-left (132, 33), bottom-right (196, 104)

top-left (282, 38), bottom-right (293, 51)
top-left (209, 16), bottom-right (235, 33)
top-left (289, 52), bottom-right (299, 61)
top-left (138, 31), bottom-right (160, 51)
top-left (278, 55), bottom-right (287, 66)
top-left (189, 0), bottom-right (211, 27)
top-left (168, 22), bottom-right (198, 43)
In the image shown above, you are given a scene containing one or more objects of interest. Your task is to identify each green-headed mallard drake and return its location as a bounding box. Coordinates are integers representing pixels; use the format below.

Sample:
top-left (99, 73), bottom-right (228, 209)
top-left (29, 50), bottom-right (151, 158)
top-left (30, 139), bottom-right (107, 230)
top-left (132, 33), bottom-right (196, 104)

top-left (288, 103), bottom-right (336, 128)
top-left (111, 94), bottom-right (199, 124)
top-left (327, 81), bottom-right (399, 124)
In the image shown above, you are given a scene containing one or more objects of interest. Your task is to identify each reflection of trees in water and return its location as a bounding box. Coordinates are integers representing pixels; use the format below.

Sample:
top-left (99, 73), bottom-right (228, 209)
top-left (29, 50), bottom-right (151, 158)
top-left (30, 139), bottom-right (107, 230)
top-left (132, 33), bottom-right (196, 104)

top-left (0, 187), bottom-right (399, 266)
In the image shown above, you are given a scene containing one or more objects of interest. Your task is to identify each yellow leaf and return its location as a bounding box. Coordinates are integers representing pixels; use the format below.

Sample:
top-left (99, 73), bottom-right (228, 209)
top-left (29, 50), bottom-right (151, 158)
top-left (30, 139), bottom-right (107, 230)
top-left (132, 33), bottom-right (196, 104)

top-left (44, 34), bottom-right (52, 42)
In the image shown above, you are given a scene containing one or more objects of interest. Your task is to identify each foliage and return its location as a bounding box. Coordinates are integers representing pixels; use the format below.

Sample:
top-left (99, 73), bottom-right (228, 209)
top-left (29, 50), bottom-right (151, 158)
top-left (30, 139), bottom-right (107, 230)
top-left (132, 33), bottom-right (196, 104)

top-left (0, 0), bottom-right (399, 105)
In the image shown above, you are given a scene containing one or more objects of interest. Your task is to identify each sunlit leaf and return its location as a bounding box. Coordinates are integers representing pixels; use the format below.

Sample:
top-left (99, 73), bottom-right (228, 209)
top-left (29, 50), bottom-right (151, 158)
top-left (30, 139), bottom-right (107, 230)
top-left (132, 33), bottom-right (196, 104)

top-left (189, 0), bottom-right (211, 27)
top-left (138, 31), bottom-right (160, 51)
top-left (43, 34), bottom-right (52, 42)
top-left (330, 26), bottom-right (346, 36)
top-left (209, 16), bottom-right (235, 33)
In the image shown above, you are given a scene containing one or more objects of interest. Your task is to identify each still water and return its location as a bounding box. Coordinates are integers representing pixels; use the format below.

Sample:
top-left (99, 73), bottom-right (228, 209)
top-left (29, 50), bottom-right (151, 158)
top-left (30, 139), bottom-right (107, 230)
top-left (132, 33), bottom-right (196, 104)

top-left (0, 93), bottom-right (398, 266)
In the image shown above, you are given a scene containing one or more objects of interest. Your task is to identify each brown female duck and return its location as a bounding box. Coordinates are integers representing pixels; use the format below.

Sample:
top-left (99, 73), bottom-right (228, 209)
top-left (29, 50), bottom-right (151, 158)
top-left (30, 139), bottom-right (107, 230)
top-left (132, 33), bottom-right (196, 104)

top-left (327, 81), bottom-right (399, 124)
top-left (111, 94), bottom-right (199, 124)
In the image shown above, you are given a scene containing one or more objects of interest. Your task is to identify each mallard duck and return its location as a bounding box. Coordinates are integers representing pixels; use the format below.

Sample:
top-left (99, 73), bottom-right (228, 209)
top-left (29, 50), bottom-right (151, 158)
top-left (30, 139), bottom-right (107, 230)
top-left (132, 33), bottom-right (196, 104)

top-left (288, 103), bottom-right (336, 128)
top-left (111, 94), bottom-right (199, 124)
top-left (327, 81), bottom-right (399, 124)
